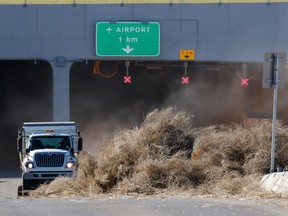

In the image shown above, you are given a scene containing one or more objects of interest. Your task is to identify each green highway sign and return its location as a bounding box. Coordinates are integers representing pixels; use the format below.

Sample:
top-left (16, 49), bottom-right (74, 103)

top-left (96, 22), bottom-right (160, 57)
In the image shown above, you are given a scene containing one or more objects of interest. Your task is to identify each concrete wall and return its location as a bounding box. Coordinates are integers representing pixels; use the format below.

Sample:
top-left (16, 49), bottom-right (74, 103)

top-left (0, 3), bottom-right (287, 62)
top-left (260, 172), bottom-right (288, 194)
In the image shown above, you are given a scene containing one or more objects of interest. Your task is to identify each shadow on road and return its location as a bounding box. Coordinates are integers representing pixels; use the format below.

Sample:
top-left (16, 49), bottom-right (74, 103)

top-left (0, 170), bottom-right (21, 178)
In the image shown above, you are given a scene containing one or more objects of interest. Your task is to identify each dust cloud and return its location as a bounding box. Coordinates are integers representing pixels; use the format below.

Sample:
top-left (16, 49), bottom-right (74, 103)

top-left (70, 61), bottom-right (255, 153)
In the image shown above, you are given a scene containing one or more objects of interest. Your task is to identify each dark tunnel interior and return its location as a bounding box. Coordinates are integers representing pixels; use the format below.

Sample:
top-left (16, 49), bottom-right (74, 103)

top-left (71, 60), bottom-right (246, 126)
top-left (0, 60), bottom-right (52, 175)
top-left (1, 60), bottom-right (288, 175)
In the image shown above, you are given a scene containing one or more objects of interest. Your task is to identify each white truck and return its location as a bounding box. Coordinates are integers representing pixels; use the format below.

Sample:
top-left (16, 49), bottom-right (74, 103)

top-left (17, 122), bottom-right (83, 195)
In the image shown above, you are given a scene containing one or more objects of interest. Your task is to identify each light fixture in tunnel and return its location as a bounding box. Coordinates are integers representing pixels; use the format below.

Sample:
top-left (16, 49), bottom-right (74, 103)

top-left (182, 61), bottom-right (189, 85)
top-left (124, 61), bottom-right (131, 84)
top-left (146, 66), bottom-right (162, 70)
top-left (205, 67), bottom-right (220, 71)
top-left (145, 65), bottom-right (163, 79)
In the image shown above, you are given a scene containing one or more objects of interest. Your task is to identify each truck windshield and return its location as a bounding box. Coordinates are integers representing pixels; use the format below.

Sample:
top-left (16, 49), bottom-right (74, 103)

top-left (29, 136), bottom-right (71, 150)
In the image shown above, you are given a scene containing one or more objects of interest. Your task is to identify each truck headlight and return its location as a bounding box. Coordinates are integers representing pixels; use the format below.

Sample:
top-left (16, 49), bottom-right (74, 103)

top-left (25, 162), bottom-right (34, 169)
top-left (66, 162), bottom-right (75, 168)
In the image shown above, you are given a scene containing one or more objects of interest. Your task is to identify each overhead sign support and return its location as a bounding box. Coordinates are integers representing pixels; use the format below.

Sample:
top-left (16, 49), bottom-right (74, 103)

top-left (96, 21), bottom-right (160, 57)
top-left (182, 62), bottom-right (189, 85)
top-left (124, 61), bottom-right (131, 84)
top-left (263, 52), bottom-right (287, 173)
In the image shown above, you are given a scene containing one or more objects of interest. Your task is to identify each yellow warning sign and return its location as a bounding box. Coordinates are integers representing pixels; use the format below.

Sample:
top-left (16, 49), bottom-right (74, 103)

top-left (179, 50), bottom-right (195, 60)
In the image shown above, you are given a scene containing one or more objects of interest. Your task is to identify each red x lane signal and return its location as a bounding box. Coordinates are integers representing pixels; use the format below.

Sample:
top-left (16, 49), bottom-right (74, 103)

top-left (182, 77), bottom-right (189, 85)
top-left (241, 78), bottom-right (248, 86)
top-left (124, 76), bottom-right (131, 84)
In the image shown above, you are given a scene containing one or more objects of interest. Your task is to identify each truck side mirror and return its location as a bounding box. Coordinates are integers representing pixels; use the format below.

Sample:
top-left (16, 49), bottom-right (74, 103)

top-left (77, 137), bottom-right (83, 152)
top-left (17, 138), bottom-right (22, 152)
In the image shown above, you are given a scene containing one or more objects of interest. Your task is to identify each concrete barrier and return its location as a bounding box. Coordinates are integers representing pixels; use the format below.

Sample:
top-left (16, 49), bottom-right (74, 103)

top-left (260, 172), bottom-right (288, 193)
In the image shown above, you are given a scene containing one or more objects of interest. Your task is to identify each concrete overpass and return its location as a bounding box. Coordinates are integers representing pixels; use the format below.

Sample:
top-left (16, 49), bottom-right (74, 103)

top-left (0, 1), bottom-right (288, 120)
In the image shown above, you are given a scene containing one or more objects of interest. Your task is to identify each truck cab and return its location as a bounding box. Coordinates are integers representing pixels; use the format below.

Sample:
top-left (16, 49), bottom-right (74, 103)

top-left (17, 122), bottom-right (83, 195)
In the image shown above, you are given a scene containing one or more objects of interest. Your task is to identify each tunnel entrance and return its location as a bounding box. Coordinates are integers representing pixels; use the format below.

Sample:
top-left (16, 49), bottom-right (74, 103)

top-left (70, 60), bottom-right (288, 153)
top-left (0, 60), bottom-right (52, 175)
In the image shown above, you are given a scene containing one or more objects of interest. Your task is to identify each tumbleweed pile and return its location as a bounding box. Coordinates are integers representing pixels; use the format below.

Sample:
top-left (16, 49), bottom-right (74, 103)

top-left (33, 108), bottom-right (288, 197)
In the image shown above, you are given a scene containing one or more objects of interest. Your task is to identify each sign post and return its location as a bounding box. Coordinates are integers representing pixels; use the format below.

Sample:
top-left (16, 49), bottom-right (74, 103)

top-left (96, 22), bottom-right (160, 57)
top-left (263, 52), bottom-right (286, 173)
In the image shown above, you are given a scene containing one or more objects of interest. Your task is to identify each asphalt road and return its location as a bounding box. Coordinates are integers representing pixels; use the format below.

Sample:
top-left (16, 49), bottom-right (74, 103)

top-left (1, 176), bottom-right (288, 216)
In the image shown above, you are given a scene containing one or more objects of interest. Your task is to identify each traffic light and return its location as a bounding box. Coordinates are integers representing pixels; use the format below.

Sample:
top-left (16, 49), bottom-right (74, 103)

top-left (124, 75), bottom-right (132, 84)
top-left (182, 77), bottom-right (189, 85)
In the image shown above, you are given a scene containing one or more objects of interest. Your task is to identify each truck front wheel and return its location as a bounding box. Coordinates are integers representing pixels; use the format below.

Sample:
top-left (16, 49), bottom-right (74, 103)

top-left (17, 185), bottom-right (23, 197)
top-left (22, 175), bottom-right (31, 191)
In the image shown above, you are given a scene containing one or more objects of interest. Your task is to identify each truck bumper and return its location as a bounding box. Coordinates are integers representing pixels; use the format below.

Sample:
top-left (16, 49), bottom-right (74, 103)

top-left (23, 171), bottom-right (73, 180)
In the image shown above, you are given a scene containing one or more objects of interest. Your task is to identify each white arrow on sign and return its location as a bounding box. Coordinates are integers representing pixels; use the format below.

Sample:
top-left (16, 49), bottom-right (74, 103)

top-left (122, 45), bottom-right (134, 54)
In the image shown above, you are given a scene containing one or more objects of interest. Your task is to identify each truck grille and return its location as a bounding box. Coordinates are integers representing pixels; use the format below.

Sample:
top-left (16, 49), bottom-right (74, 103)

top-left (35, 153), bottom-right (65, 167)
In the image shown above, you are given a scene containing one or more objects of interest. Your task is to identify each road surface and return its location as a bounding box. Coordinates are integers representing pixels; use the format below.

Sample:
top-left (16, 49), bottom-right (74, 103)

top-left (1, 176), bottom-right (288, 216)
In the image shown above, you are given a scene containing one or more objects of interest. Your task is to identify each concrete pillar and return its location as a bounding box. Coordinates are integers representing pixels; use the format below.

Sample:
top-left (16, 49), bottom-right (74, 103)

top-left (50, 57), bottom-right (72, 121)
